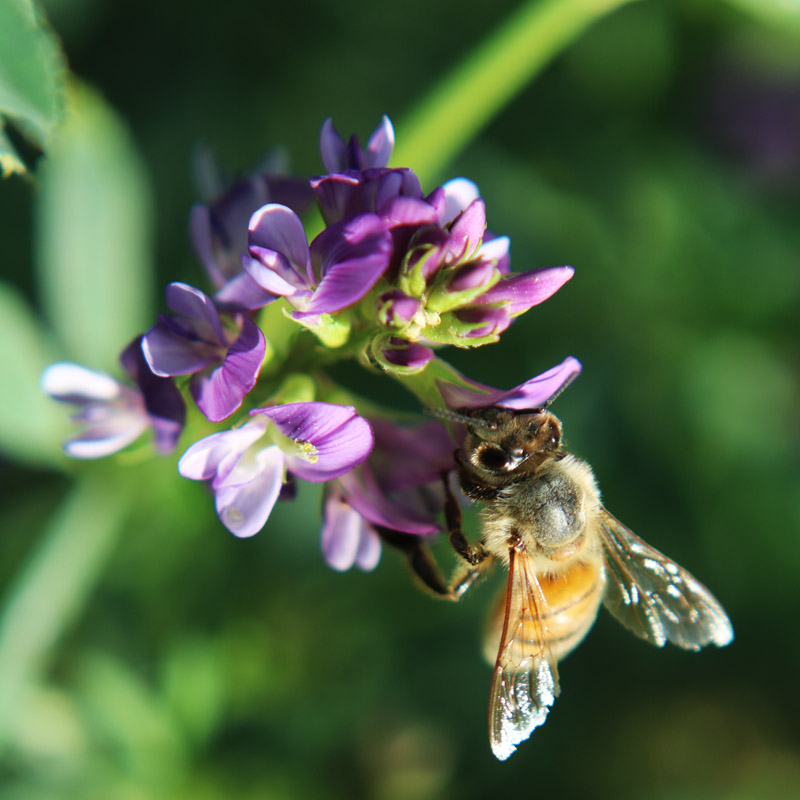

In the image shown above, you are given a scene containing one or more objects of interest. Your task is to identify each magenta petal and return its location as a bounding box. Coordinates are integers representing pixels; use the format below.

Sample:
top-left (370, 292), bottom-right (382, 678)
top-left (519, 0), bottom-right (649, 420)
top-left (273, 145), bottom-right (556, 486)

top-left (165, 282), bottom-right (226, 345)
top-left (445, 198), bottom-right (486, 263)
top-left (381, 339), bottom-right (434, 370)
top-left (477, 265), bottom-right (574, 315)
top-left (215, 446), bottom-right (285, 538)
top-left (142, 320), bottom-right (217, 376)
top-left (243, 253), bottom-right (300, 296)
top-left (441, 178), bottom-right (480, 225)
top-left (380, 196), bottom-right (440, 228)
top-left (439, 356), bottom-right (582, 410)
top-left (256, 402), bottom-right (374, 482)
top-left (192, 317), bottom-right (266, 422)
top-left (248, 204), bottom-right (310, 278)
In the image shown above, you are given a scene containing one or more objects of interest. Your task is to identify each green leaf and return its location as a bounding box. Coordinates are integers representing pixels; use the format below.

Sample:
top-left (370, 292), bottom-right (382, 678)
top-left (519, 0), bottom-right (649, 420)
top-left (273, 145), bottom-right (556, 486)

top-left (0, 281), bottom-right (62, 467)
top-left (0, 0), bottom-right (67, 157)
top-left (0, 471), bottom-right (130, 746)
top-left (35, 83), bottom-right (154, 370)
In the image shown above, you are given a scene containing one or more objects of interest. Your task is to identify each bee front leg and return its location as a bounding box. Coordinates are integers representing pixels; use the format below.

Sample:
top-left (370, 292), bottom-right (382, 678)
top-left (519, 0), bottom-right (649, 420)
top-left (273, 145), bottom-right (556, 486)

top-left (441, 469), bottom-right (490, 567)
top-left (374, 526), bottom-right (454, 599)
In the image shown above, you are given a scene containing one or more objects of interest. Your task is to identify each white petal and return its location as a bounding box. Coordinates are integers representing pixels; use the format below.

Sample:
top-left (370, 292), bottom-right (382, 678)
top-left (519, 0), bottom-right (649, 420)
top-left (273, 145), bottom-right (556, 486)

top-left (214, 446), bottom-right (285, 538)
top-left (441, 178), bottom-right (481, 225)
top-left (41, 363), bottom-right (122, 403)
top-left (179, 418), bottom-right (267, 482)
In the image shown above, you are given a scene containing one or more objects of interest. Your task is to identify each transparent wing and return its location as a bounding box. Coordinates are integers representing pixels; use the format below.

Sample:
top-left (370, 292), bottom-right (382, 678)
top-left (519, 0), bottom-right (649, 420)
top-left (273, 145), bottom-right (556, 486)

top-left (598, 508), bottom-right (733, 651)
top-left (488, 545), bottom-right (560, 760)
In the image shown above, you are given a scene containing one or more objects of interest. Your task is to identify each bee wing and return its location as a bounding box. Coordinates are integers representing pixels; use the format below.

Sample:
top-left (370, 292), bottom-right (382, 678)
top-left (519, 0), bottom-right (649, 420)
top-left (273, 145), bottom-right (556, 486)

top-left (488, 546), bottom-right (560, 761)
top-left (597, 508), bottom-right (733, 651)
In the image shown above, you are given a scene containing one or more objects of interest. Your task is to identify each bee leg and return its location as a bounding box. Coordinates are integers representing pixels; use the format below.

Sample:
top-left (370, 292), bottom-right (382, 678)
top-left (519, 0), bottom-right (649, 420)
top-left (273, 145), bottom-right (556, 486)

top-left (441, 470), bottom-right (490, 567)
top-left (453, 452), bottom-right (500, 503)
top-left (450, 562), bottom-right (487, 600)
top-left (374, 526), bottom-right (453, 599)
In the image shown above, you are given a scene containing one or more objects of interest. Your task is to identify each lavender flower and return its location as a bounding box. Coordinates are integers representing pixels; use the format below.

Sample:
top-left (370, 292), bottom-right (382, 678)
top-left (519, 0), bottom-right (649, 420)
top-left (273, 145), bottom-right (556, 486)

top-left (142, 282), bottom-right (266, 422)
top-left (191, 169), bottom-right (313, 311)
top-left (321, 418), bottom-right (453, 570)
top-left (42, 336), bottom-right (185, 458)
top-left (245, 204), bottom-right (393, 318)
top-left (179, 402), bottom-right (373, 538)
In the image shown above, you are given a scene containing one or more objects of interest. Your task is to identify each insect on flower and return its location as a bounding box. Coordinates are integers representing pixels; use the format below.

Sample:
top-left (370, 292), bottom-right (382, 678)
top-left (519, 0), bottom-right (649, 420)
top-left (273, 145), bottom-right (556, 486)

top-left (414, 365), bottom-right (734, 760)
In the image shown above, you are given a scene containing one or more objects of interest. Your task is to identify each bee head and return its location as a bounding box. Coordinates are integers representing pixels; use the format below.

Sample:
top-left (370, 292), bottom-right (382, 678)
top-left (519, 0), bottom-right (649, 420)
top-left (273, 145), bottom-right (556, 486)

top-left (464, 407), bottom-right (563, 475)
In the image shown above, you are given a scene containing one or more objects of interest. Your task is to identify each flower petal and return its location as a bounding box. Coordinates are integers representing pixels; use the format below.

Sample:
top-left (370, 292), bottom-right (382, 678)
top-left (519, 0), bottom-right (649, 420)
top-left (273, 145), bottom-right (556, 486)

top-left (441, 178), bottom-right (481, 225)
top-left (321, 493), bottom-right (364, 571)
top-left (63, 415), bottom-right (148, 459)
top-left (476, 265), bottom-right (574, 316)
top-left (192, 317), bottom-right (266, 422)
top-left (178, 418), bottom-right (268, 485)
top-left (165, 282), bottom-right (226, 345)
top-left (41, 363), bottom-right (122, 405)
top-left (365, 115), bottom-right (394, 168)
top-left (215, 269), bottom-right (280, 311)
top-left (248, 204), bottom-right (310, 279)
top-left (354, 525), bottom-right (381, 571)
top-left (445, 198), bottom-right (486, 263)
top-left (243, 251), bottom-right (301, 296)
top-left (120, 337), bottom-right (186, 453)
top-left (215, 445), bottom-right (285, 538)
top-left (305, 214), bottom-right (392, 314)
top-left (319, 117), bottom-right (347, 173)
top-left (255, 402), bottom-right (374, 482)
top-left (142, 318), bottom-right (217, 376)
top-left (438, 356), bottom-right (582, 410)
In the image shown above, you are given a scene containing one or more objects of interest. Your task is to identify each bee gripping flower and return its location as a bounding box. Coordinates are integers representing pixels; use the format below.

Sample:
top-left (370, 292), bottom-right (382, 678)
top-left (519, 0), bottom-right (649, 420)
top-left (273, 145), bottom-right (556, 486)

top-left (41, 336), bottom-right (186, 458)
top-left (141, 282), bottom-right (266, 422)
top-left (178, 403), bottom-right (374, 538)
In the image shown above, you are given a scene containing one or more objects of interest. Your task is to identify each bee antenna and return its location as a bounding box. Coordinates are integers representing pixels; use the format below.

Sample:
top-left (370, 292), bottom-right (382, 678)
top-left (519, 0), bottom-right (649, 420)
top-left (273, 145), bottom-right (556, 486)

top-left (425, 406), bottom-right (490, 428)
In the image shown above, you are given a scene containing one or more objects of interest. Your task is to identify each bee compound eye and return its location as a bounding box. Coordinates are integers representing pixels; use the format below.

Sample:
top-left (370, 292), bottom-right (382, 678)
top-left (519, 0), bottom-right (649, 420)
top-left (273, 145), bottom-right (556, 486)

top-left (477, 445), bottom-right (510, 472)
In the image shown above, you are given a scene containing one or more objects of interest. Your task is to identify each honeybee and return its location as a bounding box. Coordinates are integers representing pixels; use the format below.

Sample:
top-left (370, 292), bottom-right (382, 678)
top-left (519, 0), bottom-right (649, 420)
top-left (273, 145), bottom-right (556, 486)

top-left (437, 405), bottom-right (734, 760)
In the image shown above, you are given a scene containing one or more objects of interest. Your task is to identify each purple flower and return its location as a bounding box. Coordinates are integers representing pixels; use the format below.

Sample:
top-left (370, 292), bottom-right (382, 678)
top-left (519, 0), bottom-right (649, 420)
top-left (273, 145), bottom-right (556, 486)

top-left (437, 356), bottom-right (582, 410)
top-left (42, 336), bottom-right (185, 458)
top-left (320, 115), bottom-right (395, 173)
top-left (142, 282), bottom-right (266, 423)
top-left (321, 418), bottom-right (454, 571)
top-left (191, 170), bottom-right (313, 311)
top-left (373, 335), bottom-right (435, 373)
top-left (245, 204), bottom-right (393, 318)
top-left (472, 265), bottom-right (574, 317)
top-left (179, 402), bottom-right (374, 538)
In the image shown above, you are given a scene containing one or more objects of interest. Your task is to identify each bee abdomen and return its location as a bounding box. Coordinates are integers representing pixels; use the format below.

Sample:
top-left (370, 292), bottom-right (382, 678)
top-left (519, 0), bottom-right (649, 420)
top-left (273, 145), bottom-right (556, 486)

top-left (535, 561), bottom-right (604, 661)
top-left (484, 559), bottom-right (604, 665)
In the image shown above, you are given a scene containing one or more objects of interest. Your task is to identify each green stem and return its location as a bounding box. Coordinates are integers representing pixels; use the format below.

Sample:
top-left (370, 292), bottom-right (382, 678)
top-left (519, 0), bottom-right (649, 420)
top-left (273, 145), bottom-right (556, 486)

top-left (393, 0), bottom-right (641, 184)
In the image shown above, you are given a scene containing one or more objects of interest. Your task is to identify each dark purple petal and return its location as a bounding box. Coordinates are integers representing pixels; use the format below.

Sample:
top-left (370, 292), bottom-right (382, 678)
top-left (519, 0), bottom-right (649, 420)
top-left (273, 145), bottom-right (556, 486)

top-left (452, 305), bottom-right (511, 338)
top-left (438, 356), bottom-right (582, 410)
top-left (215, 446), bottom-right (285, 538)
top-left (191, 317), bottom-right (266, 422)
top-left (190, 204), bottom-right (225, 287)
top-left (248, 204), bottom-right (311, 281)
top-left (304, 214), bottom-right (392, 314)
top-left (214, 270), bottom-right (279, 312)
top-left (320, 118), bottom-right (347, 173)
top-left (255, 402), bottom-right (374, 483)
top-left (338, 469), bottom-right (440, 535)
top-left (142, 318), bottom-right (218, 376)
top-left (164, 283), bottom-right (226, 345)
top-left (380, 338), bottom-right (434, 370)
top-left (120, 336), bottom-right (185, 453)
top-left (476, 265), bottom-right (574, 315)
top-left (380, 195), bottom-right (440, 228)
top-left (446, 258), bottom-right (497, 292)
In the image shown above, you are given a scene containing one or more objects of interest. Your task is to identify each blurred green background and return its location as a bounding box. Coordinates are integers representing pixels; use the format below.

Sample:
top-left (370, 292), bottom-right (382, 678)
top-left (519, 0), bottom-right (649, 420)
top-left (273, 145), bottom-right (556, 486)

top-left (1, 0), bottom-right (799, 798)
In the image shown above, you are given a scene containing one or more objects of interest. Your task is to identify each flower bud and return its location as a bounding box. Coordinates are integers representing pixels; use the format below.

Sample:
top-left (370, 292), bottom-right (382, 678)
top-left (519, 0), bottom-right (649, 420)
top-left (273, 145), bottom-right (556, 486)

top-left (375, 290), bottom-right (421, 329)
